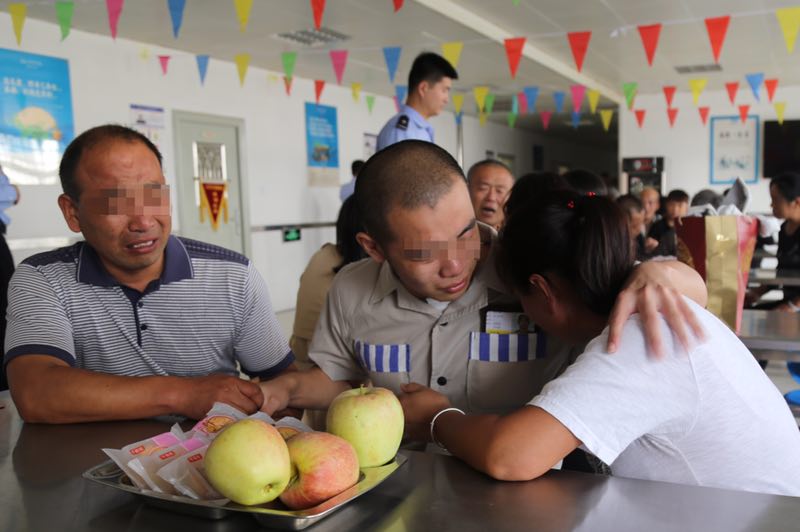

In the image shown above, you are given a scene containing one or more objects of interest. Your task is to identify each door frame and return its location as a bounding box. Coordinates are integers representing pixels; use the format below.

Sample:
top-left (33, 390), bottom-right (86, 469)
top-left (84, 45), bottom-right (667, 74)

top-left (172, 110), bottom-right (251, 258)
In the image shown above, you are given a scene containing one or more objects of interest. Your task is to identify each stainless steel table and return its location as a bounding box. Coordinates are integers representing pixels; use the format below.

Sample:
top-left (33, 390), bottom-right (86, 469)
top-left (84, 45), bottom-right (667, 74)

top-left (749, 268), bottom-right (800, 287)
top-left (2, 392), bottom-right (799, 532)
top-left (739, 309), bottom-right (800, 362)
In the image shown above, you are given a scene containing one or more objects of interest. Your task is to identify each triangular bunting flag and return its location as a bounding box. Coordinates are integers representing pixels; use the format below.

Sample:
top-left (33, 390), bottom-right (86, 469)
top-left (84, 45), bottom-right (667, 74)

top-left (600, 109), bottom-right (613, 131)
top-left (329, 49), bottom-right (348, 85)
top-left (484, 93), bottom-right (496, 114)
top-left (140, 47), bottom-right (151, 61)
top-left (383, 46), bottom-right (401, 83)
top-left (267, 73), bottom-right (279, 83)
top-left (689, 78), bottom-right (707, 105)
top-left (393, 0), bottom-right (403, 12)
top-left (55, 1), bottom-right (74, 41)
top-left (738, 104), bottom-right (750, 123)
top-left (504, 37), bottom-right (526, 78)
top-left (540, 110), bottom-right (552, 130)
top-left (507, 112), bottom-right (518, 128)
top-left (567, 31), bottom-right (591, 72)
top-left (775, 102), bottom-right (787, 125)
top-left (765, 78), bottom-right (778, 103)
top-left (452, 93), bottom-right (464, 115)
top-left (623, 82), bottom-right (637, 110)
top-left (234, 53), bottom-right (249, 86)
top-left (158, 55), bottom-right (170, 75)
top-left (553, 91), bottom-right (565, 113)
top-left (311, 0), bottom-right (326, 30)
top-left (513, 0), bottom-right (521, 5)
top-left (455, 112), bottom-right (463, 125)
top-left (351, 82), bottom-right (361, 102)
top-left (746, 73), bottom-right (764, 101)
top-left (234, 0), bottom-right (253, 32)
top-left (106, 0), bottom-right (124, 40)
top-left (366, 94), bottom-right (375, 114)
top-left (283, 76), bottom-right (293, 96)
top-left (725, 82), bottom-right (738, 105)
top-left (473, 86), bottom-right (490, 112)
top-left (167, 0), bottom-right (185, 38)
top-left (196, 55), bottom-right (210, 84)
top-left (395, 85), bottom-right (407, 105)
top-left (663, 85), bottom-right (676, 107)
top-left (776, 7), bottom-right (800, 53)
top-left (9, 3), bottom-right (26, 46)
top-left (314, 80), bottom-right (325, 103)
top-left (517, 92), bottom-right (528, 115)
top-left (705, 15), bottom-right (730, 63)
top-left (637, 23), bottom-right (661, 66)
top-left (588, 89), bottom-right (600, 114)
top-left (281, 52), bottom-right (297, 80)
top-left (523, 86), bottom-right (539, 113)
top-left (511, 94), bottom-right (519, 114)
top-left (570, 84), bottom-right (585, 112)
top-left (441, 41), bottom-right (463, 69)
top-left (667, 107), bottom-right (678, 127)
top-left (634, 109), bottom-right (646, 128)
top-left (479, 112), bottom-right (488, 127)
top-left (698, 106), bottom-right (710, 125)
top-left (571, 111), bottom-right (581, 129)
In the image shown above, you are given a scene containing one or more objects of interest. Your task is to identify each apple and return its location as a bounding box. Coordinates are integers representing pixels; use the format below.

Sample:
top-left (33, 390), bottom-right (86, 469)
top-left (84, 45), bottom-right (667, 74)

top-left (279, 432), bottom-right (360, 510)
top-left (204, 419), bottom-right (291, 505)
top-left (326, 386), bottom-right (404, 467)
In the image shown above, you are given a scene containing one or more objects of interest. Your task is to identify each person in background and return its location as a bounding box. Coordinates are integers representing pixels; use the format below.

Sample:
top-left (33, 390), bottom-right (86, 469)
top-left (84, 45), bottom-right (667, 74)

top-left (339, 160), bottom-right (364, 202)
top-left (640, 187), bottom-right (661, 234)
top-left (563, 169), bottom-right (607, 196)
top-left (376, 52), bottom-right (458, 150)
top-left (399, 189), bottom-right (800, 497)
top-left (691, 188), bottom-right (723, 209)
top-left (0, 163), bottom-right (20, 391)
top-left (617, 194), bottom-right (647, 260)
top-left (466, 159), bottom-right (515, 230)
top-left (504, 172), bottom-right (568, 218)
top-left (646, 189), bottom-right (689, 256)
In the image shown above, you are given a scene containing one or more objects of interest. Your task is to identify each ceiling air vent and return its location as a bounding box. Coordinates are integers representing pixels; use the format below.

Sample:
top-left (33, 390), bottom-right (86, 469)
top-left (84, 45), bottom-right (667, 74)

top-left (273, 27), bottom-right (350, 47)
top-left (674, 63), bottom-right (722, 74)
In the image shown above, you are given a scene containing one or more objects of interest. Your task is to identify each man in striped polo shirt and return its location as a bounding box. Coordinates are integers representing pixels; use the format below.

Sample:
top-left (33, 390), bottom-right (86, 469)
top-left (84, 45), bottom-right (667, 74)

top-left (4, 125), bottom-right (295, 423)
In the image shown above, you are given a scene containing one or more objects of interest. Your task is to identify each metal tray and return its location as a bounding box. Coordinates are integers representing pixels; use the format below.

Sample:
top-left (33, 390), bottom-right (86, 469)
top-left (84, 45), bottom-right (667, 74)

top-left (83, 453), bottom-right (407, 530)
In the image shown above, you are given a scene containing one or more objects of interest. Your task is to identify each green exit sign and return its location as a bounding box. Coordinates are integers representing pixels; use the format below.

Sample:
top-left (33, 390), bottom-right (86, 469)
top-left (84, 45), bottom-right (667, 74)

top-left (283, 228), bottom-right (302, 242)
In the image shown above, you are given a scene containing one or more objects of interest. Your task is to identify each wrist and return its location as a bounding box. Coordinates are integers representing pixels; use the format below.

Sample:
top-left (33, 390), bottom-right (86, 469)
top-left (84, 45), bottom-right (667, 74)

top-left (430, 407), bottom-right (465, 451)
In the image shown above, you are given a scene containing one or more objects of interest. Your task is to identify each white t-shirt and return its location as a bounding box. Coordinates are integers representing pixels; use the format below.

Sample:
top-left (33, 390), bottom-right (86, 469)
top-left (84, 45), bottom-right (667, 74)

top-left (530, 299), bottom-right (800, 497)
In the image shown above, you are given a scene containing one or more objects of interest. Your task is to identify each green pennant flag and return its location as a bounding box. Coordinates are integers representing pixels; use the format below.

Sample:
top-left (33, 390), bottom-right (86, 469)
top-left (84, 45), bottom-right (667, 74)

top-left (484, 93), bottom-right (496, 114)
top-left (507, 112), bottom-right (518, 128)
top-left (513, 0), bottom-right (521, 5)
top-left (623, 82), bottom-right (638, 109)
top-left (281, 51), bottom-right (297, 79)
top-left (366, 94), bottom-right (376, 114)
top-left (55, 1), bottom-right (74, 40)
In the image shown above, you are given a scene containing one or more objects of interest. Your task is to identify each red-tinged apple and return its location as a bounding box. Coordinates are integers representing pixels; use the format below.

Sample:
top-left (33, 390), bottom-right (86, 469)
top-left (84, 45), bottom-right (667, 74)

top-left (326, 386), bottom-right (404, 467)
top-left (204, 419), bottom-right (291, 505)
top-left (279, 432), bottom-right (360, 510)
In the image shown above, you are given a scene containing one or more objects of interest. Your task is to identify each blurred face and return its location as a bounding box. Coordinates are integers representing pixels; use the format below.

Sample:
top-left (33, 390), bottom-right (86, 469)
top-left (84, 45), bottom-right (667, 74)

top-left (628, 209), bottom-right (645, 237)
top-left (420, 77), bottom-right (452, 118)
top-left (665, 199), bottom-right (688, 221)
top-left (468, 164), bottom-right (514, 229)
top-left (380, 179), bottom-right (481, 301)
top-left (58, 140), bottom-right (171, 286)
top-left (640, 189), bottom-right (660, 223)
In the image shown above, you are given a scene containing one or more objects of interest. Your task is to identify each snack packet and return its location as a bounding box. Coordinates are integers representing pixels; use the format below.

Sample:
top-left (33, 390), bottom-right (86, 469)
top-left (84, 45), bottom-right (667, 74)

top-left (128, 437), bottom-right (206, 493)
top-left (102, 425), bottom-right (184, 489)
top-left (156, 444), bottom-right (227, 504)
top-left (188, 403), bottom-right (246, 441)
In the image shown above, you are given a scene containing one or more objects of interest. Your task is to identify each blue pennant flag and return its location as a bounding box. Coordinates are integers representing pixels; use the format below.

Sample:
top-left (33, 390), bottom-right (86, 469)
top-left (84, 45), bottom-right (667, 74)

top-left (746, 73), bottom-right (764, 101)
top-left (167, 0), bottom-right (186, 38)
top-left (523, 86), bottom-right (539, 113)
top-left (395, 85), bottom-right (407, 105)
top-left (196, 54), bottom-right (210, 85)
top-left (553, 91), bottom-right (565, 113)
top-left (383, 46), bottom-right (402, 84)
top-left (511, 94), bottom-right (519, 114)
top-left (571, 111), bottom-right (581, 129)
top-left (455, 112), bottom-right (463, 125)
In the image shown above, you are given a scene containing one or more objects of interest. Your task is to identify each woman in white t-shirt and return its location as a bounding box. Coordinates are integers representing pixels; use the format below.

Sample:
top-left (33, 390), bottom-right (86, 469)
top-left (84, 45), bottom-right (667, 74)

top-left (400, 189), bottom-right (800, 497)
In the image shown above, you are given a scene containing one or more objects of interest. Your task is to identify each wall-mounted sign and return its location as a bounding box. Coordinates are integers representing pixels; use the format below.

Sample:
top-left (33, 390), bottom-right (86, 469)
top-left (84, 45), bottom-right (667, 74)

top-left (305, 102), bottom-right (339, 187)
top-left (709, 115), bottom-right (759, 185)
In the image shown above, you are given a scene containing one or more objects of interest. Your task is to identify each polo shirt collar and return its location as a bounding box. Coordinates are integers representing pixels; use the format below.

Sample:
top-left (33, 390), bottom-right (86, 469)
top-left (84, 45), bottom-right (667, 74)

top-left (402, 104), bottom-right (433, 132)
top-left (77, 235), bottom-right (194, 287)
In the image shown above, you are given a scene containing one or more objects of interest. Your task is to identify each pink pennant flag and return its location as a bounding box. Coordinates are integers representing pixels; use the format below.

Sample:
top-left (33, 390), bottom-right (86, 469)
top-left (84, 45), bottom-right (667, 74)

top-left (637, 23), bottom-right (661, 66)
top-left (765, 79), bottom-right (779, 103)
top-left (567, 31), bottom-right (591, 72)
top-left (634, 109), bottom-right (646, 128)
top-left (738, 104), bottom-right (750, 123)
top-left (705, 15), bottom-right (730, 63)
top-left (158, 55), bottom-right (170, 75)
top-left (667, 107), bottom-right (678, 127)
top-left (698, 106), bottom-right (710, 125)
top-left (663, 86), bottom-right (676, 107)
top-left (570, 84), bottom-right (586, 112)
top-left (540, 110), bottom-right (552, 130)
top-left (106, 0), bottom-right (124, 39)
top-left (311, 0), bottom-right (325, 30)
top-left (283, 76), bottom-right (293, 96)
top-left (517, 92), bottom-right (529, 115)
top-left (725, 82), bottom-right (738, 105)
top-left (504, 37), bottom-right (526, 78)
top-left (314, 79), bottom-right (325, 103)
top-left (393, 0), bottom-right (404, 12)
top-left (329, 49), bottom-right (348, 85)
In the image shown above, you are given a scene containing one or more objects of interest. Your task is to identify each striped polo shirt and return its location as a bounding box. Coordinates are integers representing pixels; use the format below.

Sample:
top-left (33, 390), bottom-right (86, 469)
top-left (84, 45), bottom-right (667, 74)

top-left (4, 236), bottom-right (293, 378)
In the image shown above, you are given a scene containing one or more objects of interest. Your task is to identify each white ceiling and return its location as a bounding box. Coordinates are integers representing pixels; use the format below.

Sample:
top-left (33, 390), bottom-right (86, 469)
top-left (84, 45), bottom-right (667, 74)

top-left (5, 0), bottom-right (800, 135)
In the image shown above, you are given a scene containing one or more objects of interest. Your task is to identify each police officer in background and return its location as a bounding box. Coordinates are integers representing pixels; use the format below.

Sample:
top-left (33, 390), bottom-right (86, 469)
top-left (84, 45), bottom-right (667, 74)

top-left (0, 164), bottom-right (20, 391)
top-left (376, 52), bottom-right (458, 151)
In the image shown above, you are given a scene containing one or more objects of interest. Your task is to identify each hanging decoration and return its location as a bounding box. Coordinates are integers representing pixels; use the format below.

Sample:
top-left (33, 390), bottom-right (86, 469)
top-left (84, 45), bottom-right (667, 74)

top-left (738, 104), bottom-right (750, 123)
top-left (775, 102), bottom-right (787, 124)
top-left (452, 93), bottom-right (465, 115)
top-left (473, 86), bottom-right (490, 112)
top-left (441, 41), bottom-right (463, 69)
top-left (234, 0), bottom-right (252, 32)
top-left (106, 0), bottom-right (124, 40)
top-left (623, 82), bottom-right (637, 109)
top-left (667, 107), bottom-right (678, 127)
top-left (587, 89), bottom-right (600, 114)
top-left (776, 7), bottom-right (800, 53)
top-left (663, 85), bottom-right (676, 107)
top-left (234, 53), bottom-right (250, 85)
top-left (283, 76), bottom-right (293, 95)
top-left (167, 0), bottom-right (185, 38)
top-left (351, 82), bottom-right (362, 102)
top-left (567, 31), bottom-right (591, 72)
top-left (311, 0), bottom-right (326, 30)
top-left (698, 106), bottom-right (710, 125)
top-left (507, 112), bottom-right (518, 128)
top-left (704, 15), bottom-right (730, 63)
top-left (196, 54), bottom-right (209, 85)
top-left (570, 111), bottom-right (581, 129)
top-left (55, 1), bottom-right (74, 41)
top-left (9, 3), bottom-right (26, 45)
top-left (634, 109), bottom-right (646, 128)
top-left (329, 49), bottom-right (348, 85)
top-left (600, 109), bottom-right (613, 131)
top-left (637, 23), bottom-right (662, 66)
top-left (393, 0), bottom-right (404, 12)
top-left (570, 84), bottom-right (585, 112)
top-left (552, 91), bottom-right (565, 113)
top-left (366, 94), bottom-right (376, 114)
top-left (764, 78), bottom-right (778, 102)
top-left (383, 46), bottom-right (401, 83)
top-left (725, 82), bottom-right (739, 105)
top-left (517, 91), bottom-right (529, 115)
top-left (540, 110), bottom-right (552, 130)
top-left (523, 86), bottom-right (538, 113)
top-left (484, 93), bottom-right (496, 114)
top-left (689, 78), bottom-right (707, 105)
top-left (158, 55), bottom-right (170, 75)
top-left (504, 37), bottom-right (526, 78)
top-left (745, 72), bottom-right (764, 101)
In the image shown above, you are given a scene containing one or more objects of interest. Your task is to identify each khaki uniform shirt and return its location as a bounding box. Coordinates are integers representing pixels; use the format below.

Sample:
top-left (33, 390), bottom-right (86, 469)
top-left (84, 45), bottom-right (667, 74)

top-left (309, 227), bottom-right (577, 414)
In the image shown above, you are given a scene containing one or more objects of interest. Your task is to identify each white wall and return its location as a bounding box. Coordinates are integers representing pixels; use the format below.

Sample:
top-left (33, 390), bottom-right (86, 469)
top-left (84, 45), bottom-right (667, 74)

top-left (618, 85), bottom-right (798, 213)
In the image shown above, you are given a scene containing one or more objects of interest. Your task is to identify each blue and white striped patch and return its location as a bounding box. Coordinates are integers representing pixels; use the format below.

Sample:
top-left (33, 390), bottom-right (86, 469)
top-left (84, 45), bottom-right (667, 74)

top-left (354, 341), bottom-right (411, 373)
top-left (468, 332), bottom-right (547, 362)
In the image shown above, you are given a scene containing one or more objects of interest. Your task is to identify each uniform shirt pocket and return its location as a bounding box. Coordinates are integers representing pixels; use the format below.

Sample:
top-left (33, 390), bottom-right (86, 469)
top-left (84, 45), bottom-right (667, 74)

top-left (353, 340), bottom-right (411, 394)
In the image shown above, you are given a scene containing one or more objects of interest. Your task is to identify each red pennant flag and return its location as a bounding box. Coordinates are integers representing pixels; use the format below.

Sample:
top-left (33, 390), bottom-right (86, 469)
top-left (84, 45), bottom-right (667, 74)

top-left (637, 24), bottom-right (661, 66)
top-left (393, 0), bottom-right (403, 12)
top-left (567, 31), bottom-right (591, 72)
top-left (314, 79), bottom-right (325, 103)
top-left (663, 86), bottom-right (676, 107)
top-left (158, 55), bottom-right (170, 75)
top-left (634, 109), bottom-right (646, 128)
top-left (667, 107), bottom-right (678, 127)
top-left (765, 78), bottom-right (779, 103)
top-left (725, 82), bottom-right (738, 105)
top-left (504, 37), bottom-right (526, 78)
top-left (738, 104), bottom-right (750, 123)
top-left (283, 76), bottom-right (293, 96)
top-left (311, 0), bottom-right (325, 30)
top-left (540, 110), bottom-right (552, 130)
top-left (698, 106), bottom-right (710, 125)
top-left (106, 0), bottom-right (124, 39)
top-left (705, 15), bottom-right (730, 63)
top-left (517, 92), bottom-right (528, 115)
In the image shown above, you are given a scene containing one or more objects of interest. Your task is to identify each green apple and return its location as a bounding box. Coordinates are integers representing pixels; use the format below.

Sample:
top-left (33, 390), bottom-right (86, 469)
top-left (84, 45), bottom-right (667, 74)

top-left (326, 386), bottom-right (404, 467)
top-left (204, 419), bottom-right (291, 505)
top-left (279, 432), bottom-right (360, 510)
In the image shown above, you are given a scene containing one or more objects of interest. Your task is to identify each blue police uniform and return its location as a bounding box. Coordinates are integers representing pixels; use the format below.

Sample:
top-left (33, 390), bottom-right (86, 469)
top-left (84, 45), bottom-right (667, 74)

top-left (376, 104), bottom-right (435, 151)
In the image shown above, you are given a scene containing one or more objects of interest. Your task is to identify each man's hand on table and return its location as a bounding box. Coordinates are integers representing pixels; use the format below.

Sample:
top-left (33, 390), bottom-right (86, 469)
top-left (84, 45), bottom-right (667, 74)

top-left (398, 383), bottom-right (451, 442)
top-left (177, 374), bottom-right (264, 419)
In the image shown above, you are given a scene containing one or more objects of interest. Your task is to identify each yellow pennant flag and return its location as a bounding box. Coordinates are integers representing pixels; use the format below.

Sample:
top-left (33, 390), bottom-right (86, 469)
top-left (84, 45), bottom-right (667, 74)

top-left (775, 101), bottom-right (787, 124)
top-left (266, 73), bottom-right (279, 83)
top-left (351, 82), bottom-right (362, 102)
top-left (587, 89), bottom-right (600, 114)
top-left (441, 41), bottom-right (464, 69)
top-left (777, 7), bottom-right (800, 53)
top-left (234, 53), bottom-right (250, 86)
top-left (233, 0), bottom-right (253, 32)
top-left (9, 3), bottom-right (26, 46)
top-left (473, 86), bottom-right (489, 112)
top-left (452, 93), bottom-right (464, 115)
top-left (479, 112), bottom-right (488, 127)
top-left (139, 47), bottom-right (151, 61)
top-left (689, 78), bottom-right (707, 105)
top-left (600, 109), bottom-right (613, 131)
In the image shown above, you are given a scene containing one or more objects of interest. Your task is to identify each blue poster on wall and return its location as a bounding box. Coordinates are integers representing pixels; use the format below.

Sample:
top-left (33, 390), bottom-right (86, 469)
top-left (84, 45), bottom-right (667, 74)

top-left (0, 48), bottom-right (74, 185)
top-left (305, 102), bottom-right (339, 187)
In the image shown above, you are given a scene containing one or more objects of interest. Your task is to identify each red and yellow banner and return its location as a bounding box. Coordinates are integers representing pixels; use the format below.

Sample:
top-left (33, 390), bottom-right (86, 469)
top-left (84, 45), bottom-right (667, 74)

top-left (200, 182), bottom-right (229, 231)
